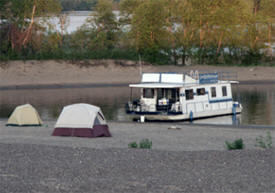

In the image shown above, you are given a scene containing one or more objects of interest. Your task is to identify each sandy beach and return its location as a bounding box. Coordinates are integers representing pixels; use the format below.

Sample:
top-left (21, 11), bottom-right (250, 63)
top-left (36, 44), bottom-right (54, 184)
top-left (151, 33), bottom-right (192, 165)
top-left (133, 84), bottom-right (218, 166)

top-left (1, 60), bottom-right (275, 87)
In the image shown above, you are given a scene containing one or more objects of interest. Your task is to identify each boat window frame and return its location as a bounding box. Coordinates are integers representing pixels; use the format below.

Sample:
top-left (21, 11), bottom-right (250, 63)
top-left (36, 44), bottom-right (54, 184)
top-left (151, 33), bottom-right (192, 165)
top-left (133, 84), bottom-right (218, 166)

top-left (222, 86), bottom-right (227, 97)
top-left (211, 87), bottom-right (217, 98)
top-left (143, 88), bottom-right (155, 99)
top-left (157, 88), bottom-right (180, 102)
top-left (185, 89), bottom-right (194, 100)
top-left (197, 88), bottom-right (206, 96)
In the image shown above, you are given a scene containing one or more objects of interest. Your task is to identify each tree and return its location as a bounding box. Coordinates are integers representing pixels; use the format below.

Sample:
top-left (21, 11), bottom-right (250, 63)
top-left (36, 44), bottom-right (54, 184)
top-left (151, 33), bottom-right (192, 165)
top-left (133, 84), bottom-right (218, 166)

top-left (257, 0), bottom-right (275, 58)
top-left (84, 0), bottom-right (119, 50)
top-left (59, 0), bottom-right (97, 11)
top-left (119, 0), bottom-right (140, 25)
top-left (129, 0), bottom-right (170, 62)
top-left (0, 0), bottom-right (61, 55)
top-left (174, 0), bottom-right (257, 65)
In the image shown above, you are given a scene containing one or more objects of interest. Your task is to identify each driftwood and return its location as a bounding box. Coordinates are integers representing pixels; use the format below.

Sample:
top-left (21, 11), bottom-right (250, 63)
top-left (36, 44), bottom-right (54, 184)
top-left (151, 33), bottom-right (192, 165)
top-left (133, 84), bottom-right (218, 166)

top-left (168, 125), bottom-right (181, 130)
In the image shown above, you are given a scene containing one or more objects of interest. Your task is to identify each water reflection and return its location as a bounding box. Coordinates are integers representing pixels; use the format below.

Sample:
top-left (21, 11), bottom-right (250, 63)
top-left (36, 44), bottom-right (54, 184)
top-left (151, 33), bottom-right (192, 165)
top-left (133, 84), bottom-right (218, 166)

top-left (0, 86), bottom-right (132, 121)
top-left (0, 84), bottom-right (275, 126)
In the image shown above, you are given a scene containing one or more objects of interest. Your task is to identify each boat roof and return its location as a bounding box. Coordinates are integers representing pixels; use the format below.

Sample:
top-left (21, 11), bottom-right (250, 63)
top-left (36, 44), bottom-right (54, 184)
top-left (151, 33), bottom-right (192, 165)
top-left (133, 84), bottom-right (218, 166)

top-left (129, 83), bottom-right (184, 88)
top-left (129, 72), bottom-right (238, 88)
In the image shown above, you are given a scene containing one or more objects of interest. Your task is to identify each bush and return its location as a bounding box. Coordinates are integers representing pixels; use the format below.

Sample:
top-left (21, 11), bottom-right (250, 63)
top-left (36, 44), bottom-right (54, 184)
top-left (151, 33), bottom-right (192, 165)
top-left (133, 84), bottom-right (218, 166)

top-left (128, 138), bottom-right (152, 149)
top-left (241, 50), bottom-right (263, 65)
top-left (139, 138), bottom-right (152, 149)
top-left (128, 141), bottom-right (138, 148)
top-left (225, 138), bottom-right (245, 150)
top-left (255, 131), bottom-right (272, 149)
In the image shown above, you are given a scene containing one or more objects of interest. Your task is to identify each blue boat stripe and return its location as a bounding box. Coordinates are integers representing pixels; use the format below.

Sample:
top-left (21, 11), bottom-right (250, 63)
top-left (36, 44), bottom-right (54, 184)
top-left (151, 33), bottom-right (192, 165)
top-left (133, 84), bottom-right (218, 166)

top-left (209, 98), bottom-right (233, 103)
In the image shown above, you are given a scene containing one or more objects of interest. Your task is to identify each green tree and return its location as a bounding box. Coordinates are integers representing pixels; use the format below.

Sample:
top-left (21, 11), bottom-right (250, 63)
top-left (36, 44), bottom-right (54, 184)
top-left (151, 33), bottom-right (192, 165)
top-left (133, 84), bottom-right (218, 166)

top-left (174, 0), bottom-right (256, 65)
top-left (235, 0), bottom-right (275, 64)
top-left (119, 0), bottom-right (140, 25)
top-left (59, 0), bottom-right (97, 11)
top-left (84, 0), bottom-right (119, 50)
top-left (129, 0), bottom-right (170, 63)
top-left (173, 0), bottom-right (198, 65)
top-left (257, 0), bottom-right (275, 59)
top-left (0, 0), bottom-right (61, 58)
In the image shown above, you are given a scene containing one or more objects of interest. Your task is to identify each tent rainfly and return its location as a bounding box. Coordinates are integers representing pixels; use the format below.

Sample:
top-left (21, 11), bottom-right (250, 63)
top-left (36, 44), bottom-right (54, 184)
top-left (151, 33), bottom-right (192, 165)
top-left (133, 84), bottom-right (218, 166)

top-left (52, 103), bottom-right (111, 138)
top-left (6, 104), bottom-right (43, 126)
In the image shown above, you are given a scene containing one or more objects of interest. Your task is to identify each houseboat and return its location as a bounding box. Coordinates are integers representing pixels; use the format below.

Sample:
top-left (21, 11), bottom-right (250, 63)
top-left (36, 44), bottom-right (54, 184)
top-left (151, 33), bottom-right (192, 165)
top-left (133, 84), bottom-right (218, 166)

top-left (126, 72), bottom-right (242, 121)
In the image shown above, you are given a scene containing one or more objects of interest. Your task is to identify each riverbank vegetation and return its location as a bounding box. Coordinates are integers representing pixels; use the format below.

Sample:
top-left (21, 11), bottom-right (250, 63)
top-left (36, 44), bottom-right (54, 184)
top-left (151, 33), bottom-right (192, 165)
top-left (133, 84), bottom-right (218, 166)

top-left (1, 0), bottom-right (275, 65)
top-left (59, 0), bottom-right (120, 11)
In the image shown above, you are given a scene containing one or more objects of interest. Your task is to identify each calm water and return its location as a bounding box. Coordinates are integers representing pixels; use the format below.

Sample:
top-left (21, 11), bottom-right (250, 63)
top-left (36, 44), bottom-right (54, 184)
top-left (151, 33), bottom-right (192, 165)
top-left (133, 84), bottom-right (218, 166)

top-left (0, 84), bottom-right (275, 126)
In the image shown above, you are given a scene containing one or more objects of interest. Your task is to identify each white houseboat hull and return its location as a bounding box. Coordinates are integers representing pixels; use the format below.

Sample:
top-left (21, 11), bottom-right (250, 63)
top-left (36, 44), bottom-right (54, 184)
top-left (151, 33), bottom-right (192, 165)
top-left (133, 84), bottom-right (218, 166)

top-left (130, 106), bottom-right (242, 121)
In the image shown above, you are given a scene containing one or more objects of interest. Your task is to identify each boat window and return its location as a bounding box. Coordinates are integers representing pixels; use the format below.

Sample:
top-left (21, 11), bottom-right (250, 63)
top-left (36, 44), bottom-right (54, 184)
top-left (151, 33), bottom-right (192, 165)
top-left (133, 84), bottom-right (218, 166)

top-left (222, 86), bottom-right (227, 97)
top-left (157, 88), bottom-right (179, 102)
top-left (197, 88), bottom-right (205, 96)
top-left (143, 88), bottom-right (154, 98)
top-left (185, 89), bottom-right (194, 100)
top-left (171, 89), bottom-right (179, 102)
top-left (211, 87), bottom-right (216, 98)
top-left (157, 88), bottom-right (165, 99)
top-left (176, 89), bottom-right (180, 101)
top-left (165, 89), bottom-right (172, 99)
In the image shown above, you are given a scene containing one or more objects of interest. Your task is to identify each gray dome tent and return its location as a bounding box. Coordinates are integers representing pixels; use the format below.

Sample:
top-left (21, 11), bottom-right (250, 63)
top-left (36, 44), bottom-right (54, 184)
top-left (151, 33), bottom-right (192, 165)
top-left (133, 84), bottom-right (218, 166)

top-left (52, 103), bottom-right (111, 138)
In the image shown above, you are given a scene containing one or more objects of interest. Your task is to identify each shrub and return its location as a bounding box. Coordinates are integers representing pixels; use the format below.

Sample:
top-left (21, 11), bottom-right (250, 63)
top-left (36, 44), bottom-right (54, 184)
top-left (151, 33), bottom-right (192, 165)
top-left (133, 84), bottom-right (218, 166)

top-left (128, 139), bottom-right (152, 149)
top-left (128, 141), bottom-right (138, 148)
top-left (255, 131), bottom-right (272, 149)
top-left (139, 139), bottom-right (152, 149)
top-left (225, 138), bottom-right (245, 150)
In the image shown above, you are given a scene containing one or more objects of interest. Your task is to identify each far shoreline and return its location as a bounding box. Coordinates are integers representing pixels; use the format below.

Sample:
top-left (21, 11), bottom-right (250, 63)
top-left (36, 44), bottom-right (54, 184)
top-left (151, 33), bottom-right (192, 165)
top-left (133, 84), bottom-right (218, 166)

top-left (1, 60), bottom-right (275, 88)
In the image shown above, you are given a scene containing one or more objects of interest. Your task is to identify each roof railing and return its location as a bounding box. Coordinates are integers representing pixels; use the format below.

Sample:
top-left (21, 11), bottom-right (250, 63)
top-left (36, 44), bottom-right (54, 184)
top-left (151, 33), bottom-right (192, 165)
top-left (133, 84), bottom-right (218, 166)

top-left (184, 70), bottom-right (238, 81)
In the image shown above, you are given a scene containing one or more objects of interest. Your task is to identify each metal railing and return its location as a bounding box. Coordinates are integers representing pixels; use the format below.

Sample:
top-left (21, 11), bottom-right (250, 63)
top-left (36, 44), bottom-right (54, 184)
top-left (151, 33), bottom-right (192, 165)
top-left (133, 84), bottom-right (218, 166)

top-left (183, 70), bottom-right (238, 81)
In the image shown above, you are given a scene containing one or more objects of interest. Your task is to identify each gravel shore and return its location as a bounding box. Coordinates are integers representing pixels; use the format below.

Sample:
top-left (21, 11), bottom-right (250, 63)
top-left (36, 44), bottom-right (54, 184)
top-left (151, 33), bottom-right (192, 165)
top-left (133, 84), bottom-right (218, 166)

top-left (0, 120), bottom-right (275, 192)
top-left (0, 121), bottom-right (274, 151)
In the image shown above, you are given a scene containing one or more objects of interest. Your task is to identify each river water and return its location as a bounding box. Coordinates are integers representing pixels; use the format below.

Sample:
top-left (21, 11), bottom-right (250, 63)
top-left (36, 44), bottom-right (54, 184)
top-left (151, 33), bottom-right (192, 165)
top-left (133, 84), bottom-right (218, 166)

top-left (0, 84), bottom-right (274, 126)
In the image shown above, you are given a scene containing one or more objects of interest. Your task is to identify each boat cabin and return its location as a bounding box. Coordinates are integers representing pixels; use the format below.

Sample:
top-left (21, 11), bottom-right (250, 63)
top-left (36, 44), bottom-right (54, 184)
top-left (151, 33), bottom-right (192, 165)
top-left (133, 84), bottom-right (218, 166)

top-left (126, 72), bottom-right (242, 121)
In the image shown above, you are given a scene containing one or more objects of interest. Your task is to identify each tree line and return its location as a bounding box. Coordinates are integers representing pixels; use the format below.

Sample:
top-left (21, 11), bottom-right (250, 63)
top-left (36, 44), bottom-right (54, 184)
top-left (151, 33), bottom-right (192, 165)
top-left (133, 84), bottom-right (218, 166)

top-left (1, 0), bottom-right (275, 65)
top-left (59, 0), bottom-right (120, 11)
top-left (59, 0), bottom-right (97, 11)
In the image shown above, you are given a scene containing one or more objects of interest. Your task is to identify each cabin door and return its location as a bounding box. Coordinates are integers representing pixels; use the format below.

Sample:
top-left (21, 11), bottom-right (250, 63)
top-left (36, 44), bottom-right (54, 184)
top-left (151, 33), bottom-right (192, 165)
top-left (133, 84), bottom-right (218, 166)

top-left (180, 88), bottom-right (187, 114)
top-left (141, 88), bottom-right (157, 112)
top-left (180, 88), bottom-right (196, 114)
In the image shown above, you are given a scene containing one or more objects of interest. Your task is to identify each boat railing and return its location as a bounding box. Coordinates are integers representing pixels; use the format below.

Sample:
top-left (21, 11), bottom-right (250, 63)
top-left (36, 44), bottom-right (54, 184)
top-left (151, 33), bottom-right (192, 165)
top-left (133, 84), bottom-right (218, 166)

top-left (217, 71), bottom-right (238, 81)
top-left (184, 70), bottom-right (238, 81)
